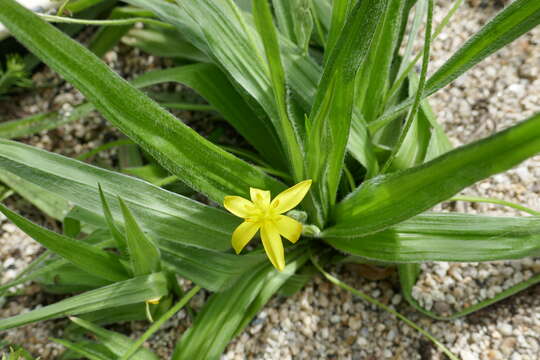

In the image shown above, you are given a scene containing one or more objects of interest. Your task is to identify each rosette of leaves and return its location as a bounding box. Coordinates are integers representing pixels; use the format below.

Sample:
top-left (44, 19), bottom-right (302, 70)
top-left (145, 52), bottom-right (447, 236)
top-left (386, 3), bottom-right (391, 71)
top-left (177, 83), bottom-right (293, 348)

top-left (0, 0), bottom-right (539, 358)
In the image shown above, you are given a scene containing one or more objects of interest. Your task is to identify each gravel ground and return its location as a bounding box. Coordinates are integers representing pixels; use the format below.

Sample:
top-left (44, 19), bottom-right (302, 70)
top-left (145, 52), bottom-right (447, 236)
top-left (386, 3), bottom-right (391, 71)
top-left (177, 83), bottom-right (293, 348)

top-left (1, 0), bottom-right (539, 359)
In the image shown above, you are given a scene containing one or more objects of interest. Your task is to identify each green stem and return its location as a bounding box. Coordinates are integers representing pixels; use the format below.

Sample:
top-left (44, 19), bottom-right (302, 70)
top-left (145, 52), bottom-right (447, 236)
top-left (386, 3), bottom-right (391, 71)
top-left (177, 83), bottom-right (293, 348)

top-left (310, 255), bottom-right (459, 360)
top-left (449, 195), bottom-right (540, 216)
top-left (39, 14), bottom-right (174, 29)
top-left (120, 285), bottom-right (201, 360)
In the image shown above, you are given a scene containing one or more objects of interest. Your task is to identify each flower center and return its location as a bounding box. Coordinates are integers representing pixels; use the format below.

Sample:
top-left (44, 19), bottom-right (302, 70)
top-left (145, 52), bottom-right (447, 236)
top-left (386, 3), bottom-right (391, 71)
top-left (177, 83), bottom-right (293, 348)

top-left (246, 201), bottom-right (279, 224)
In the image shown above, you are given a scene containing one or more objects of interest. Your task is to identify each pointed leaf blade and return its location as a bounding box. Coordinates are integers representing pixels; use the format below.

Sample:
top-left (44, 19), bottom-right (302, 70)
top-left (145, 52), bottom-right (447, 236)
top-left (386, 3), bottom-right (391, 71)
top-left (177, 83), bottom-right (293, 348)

top-left (328, 112), bottom-right (540, 237)
top-left (0, 0), bottom-right (284, 202)
top-left (119, 197), bottom-right (161, 276)
top-left (0, 203), bottom-right (128, 282)
top-left (0, 272), bottom-right (168, 331)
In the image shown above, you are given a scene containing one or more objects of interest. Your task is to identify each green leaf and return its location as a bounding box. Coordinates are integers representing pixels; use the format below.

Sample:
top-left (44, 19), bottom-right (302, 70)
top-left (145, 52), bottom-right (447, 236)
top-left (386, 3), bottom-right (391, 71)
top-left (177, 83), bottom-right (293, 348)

top-left (159, 241), bottom-right (266, 291)
top-left (374, 0), bottom-right (540, 131)
top-left (52, 339), bottom-right (112, 360)
top-left (38, 263), bottom-right (111, 294)
top-left (278, 266), bottom-right (316, 296)
top-left (98, 185), bottom-right (127, 252)
top-left (63, 215), bottom-right (81, 238)
top-left (355, 0), bottom-right (405, 122)
top-left (393, 70), bottom-right (453, 166)
top-left (426, 0), bottom-right (540, 96)
top-left (272, 0), bottom-right (313, 53)
top-left (325, 212), bottom-right (540, 262)
top-left (120, 286), bottom-right (200, 360)
top-left (328, 112), bottom-right (540, 237)
top-left (347, 118), bottom-right (379, 178)
top-left (311, 0), bottom-right (331, 35)
top-left (0, 229), bottom-right (112, 295)
top-left (125, 0), bottom-right (378, 180)
top-left (382, 0), bottom-right (433, 172)
top-left (0, 139), bottom-right (236, 251)
top-left (179, 0), bottom-right (297, 168)
top-left (292, 0), bottom-right (314, 54)
top-left (130, 64), bottom-right (283, 168)
top-left (172, 247), bottom-right (308, 360)
top-left (272, 0), bottom-right (296, 42)
top-left (0, 140), bottom-right (265, 291)
top-left (252, 0), bottom-right (304, 180)
top-left (73, 303), bottom-right (148, 326)
top-left (0, 203), bottom-right (129, 282)
top-left (123, 26), bottom-right (208, 62)
top-left (420, 95), bottom-right (453, 162)
top-left (305, 0), bottom-right (388, 225)
top-left (0, 170), bottom-right (71, 221)
top-left (324, 0), bottom-right (353, 58)
top-left (70, 317), bottom-right (159, 360)
top-left (0, 0), bottom-right (285, 202)
top-left (118, 197), bottom-right (161, 276)
top-left (0, 272), bottom-right (168, 331)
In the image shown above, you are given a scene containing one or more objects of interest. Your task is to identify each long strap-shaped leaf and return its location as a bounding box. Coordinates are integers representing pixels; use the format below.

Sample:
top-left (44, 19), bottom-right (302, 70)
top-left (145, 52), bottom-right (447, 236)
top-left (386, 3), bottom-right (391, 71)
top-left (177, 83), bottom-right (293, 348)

top-left (130, 64), bottom-right (283, 168)
top-left (70, 317), bottom-right (160, 360)
top-left (0, 139), bottom-right (236, 251)
top-left (426, 0), bottom-right (540, 96)
top-left (355, 0), bottom-right (405, 122)
top-left (0, 140), bottom-right (266, 291)
top-left (53, 339), bottom-right (113, 360)
top-left (0, 272), bottom-right (168, 331)
top-left (0, 203), bottom-right (129, 282)
top-left (119, 198), bottom-right (161, 277)
top-left (305, 0), bottom-right (388, 226)
top-left (122, 0), bottom-right (379, 186)
top-left (177, 0), bottom-right (302, 168)
top-left (327, 112), bottom-right (540, 237)
top-left (252, 0), bottom-right (305, 181)
top-left (0, 0), bottom-right (284, 202)
top-left (172, 247), bottom-right (308, 360)
top-left (325, 212), bottom-right (540, 261)
top-left (373, 0), bottom-right (540, 131)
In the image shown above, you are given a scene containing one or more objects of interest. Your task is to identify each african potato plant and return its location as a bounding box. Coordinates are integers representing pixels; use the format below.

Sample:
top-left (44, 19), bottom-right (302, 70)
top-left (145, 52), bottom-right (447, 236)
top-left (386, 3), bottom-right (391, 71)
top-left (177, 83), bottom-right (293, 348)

top-left (0, 0), bottom-right (539, 358)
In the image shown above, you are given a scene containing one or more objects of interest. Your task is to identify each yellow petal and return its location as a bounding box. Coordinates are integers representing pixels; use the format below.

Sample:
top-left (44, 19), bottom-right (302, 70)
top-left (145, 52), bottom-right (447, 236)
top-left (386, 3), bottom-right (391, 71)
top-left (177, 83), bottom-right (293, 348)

top-left (270, 179), bottom-right (312, 214)
top-left (231, 221), bottom-right (260, 254)
top-left (250, 187), bottom-right (271, 207)
top-left (260, 222), bottom-right (285, 271)
top-left (223, 196), bottom-right (255, 218)
top-left (274, 215), bottom-right (302, 243)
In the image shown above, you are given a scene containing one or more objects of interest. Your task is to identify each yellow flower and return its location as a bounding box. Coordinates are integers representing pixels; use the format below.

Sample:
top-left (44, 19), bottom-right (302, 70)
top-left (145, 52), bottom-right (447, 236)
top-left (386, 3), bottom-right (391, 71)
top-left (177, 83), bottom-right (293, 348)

top-left (223, 180), bottom-right (312, 271)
